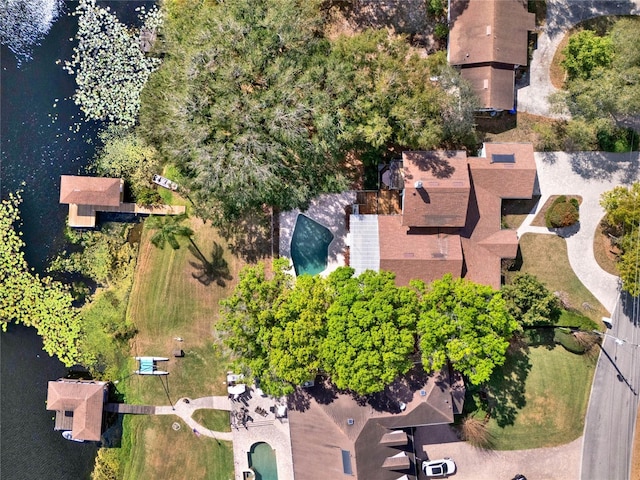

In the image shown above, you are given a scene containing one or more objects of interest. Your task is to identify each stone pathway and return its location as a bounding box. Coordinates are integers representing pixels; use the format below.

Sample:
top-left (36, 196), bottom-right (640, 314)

top-left (155, 395), bottom-right (234, 441)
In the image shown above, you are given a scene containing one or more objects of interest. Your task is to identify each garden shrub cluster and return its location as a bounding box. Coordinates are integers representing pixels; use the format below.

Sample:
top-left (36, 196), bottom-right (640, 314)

top-left (545, 196), bottom-right (580, 228)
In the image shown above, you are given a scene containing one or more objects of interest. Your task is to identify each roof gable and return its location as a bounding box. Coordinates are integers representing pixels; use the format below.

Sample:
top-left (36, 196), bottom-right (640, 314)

top-left (401, 151), bottom-right (470, 228)
top-left (47, 380), bottom-right (107, 441)
top-left (59, 175), bottom-right (122, 207)
top-left (449, 0), bottom-right (535, 66)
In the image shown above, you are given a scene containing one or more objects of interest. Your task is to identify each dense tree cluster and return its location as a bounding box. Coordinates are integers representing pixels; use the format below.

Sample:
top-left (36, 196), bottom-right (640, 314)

top-left (219, 263), bottom-right (519, 395)
top-left (415, 275), bottom-right (519, 385)
top-left (601, 182), bottom-right (640, 296)
top-left (554, 18), bottom-right (640, 147)
top-left (139, 0), bottom-right (477, 224)
top-left (0, 193), bottom-right (81, 366)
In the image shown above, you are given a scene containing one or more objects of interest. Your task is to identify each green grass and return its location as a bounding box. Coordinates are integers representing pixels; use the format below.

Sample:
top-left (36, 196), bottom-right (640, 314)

top-left (118, 217), bottom-right (248, 480)
top-left (507, 234), bottom-right (609, 323)
top-left (476, 345), bottom-right (596, 450)
top-left (192, 409), bottom-right (232, 432)
top-left (122, 416), bottom-right (234, 480)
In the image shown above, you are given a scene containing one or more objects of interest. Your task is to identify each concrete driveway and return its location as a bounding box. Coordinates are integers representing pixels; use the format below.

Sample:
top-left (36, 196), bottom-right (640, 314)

top-left (517, 0), bottom-right (640, 117)
top-left (421, 435), bottom-right (582, 480)
top-left (517, 151), bottom-right (639, 313)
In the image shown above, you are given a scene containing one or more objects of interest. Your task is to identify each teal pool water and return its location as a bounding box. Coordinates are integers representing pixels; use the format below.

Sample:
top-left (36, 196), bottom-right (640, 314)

top-left (290, 214), bottom-right (334, 276)
top-left (248, 442), bottom-right (278, 480)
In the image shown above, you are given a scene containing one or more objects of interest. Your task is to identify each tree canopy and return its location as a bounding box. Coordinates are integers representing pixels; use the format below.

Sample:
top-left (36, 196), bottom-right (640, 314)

top-left (139, 0), bottom-right (477, 224)
top-left (321, 268), bottom-right (418, 394)
top-left (601, 182), bottom-right (640, 296)
top-left (415, 274), bottom-right (519, 385)
top-left (0, 193), bottom-right (81, 366)
top-left (556, 18), bottom-right (640, 130)
top-left (502, 273), bottom-right (561, 326)
top-left (220, 262), bottom-right (519, 394)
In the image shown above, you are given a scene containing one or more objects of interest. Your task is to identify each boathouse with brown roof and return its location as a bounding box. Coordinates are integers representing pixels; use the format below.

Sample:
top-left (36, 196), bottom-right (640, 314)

top-left (46, 379), bottom-right (109, 441)
top-left (59, 175), bottom-right (186, 228)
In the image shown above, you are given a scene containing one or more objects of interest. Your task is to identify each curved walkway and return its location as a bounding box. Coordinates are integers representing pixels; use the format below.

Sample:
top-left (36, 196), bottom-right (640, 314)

top-left (517, 151), bottom-right (639, 313)
top-left (155, 395), bottom-right (234, 441)
top-left (517, 0), bottom-right (640, 117)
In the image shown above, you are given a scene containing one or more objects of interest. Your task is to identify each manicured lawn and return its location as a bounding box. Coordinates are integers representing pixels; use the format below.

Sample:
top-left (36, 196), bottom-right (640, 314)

top-left (192, 409), bottom-right (232, 432)
top-left (507, 233), bottom-right (609, 322)
top-left (481, 345), bottom-right (596, 450)
top-left (123, 415), bottom-right (234, 480)
top-left (501, 197), bottom-right (541, 229)
top-left (120, 216), bottom-right (252, 480)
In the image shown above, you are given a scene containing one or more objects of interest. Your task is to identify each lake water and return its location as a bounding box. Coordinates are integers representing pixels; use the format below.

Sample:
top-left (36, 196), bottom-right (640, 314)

top-left (0, 2), bottom-right (154, 478)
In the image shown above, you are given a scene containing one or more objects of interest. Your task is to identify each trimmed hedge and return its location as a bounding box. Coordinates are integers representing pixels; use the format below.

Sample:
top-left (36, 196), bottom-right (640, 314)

top-left (545, 196), bottom-right (579, 228)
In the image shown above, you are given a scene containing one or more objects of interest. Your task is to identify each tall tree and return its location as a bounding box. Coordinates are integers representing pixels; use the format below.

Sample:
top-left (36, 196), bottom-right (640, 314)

top-left (147, 214), bottom-right (194, 250)
top-left (502, 273), bottom-right (561, 326)
top-left (219, 259), bottom-right (294, 395)
top-left (601, 183), bottom-right (640, 296)
top-left (555, 18), bottom-right (640, 128)
top-left (415, 274), bottom-right (519, 386)
top-left (321, 268), bottom-right (418, 395)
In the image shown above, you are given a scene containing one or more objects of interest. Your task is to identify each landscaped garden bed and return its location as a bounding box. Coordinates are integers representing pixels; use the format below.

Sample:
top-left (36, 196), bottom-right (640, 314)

top-left (531, 195), bottom-right (582, 228)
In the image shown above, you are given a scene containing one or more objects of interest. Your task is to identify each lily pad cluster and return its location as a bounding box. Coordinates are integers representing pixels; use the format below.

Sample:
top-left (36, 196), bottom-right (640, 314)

top-left (64, 0), bottom-right (162, 127)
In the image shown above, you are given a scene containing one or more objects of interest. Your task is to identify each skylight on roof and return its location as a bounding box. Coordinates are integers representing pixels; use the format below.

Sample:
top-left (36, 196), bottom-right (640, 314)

top-left (491, 154), bottom-right (515, 164)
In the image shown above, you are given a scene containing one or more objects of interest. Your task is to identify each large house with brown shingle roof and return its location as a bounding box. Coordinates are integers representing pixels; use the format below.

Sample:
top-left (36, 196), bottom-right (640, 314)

top-left (46, 379), bottom-right (109, 441)
top-left (288, 367), bottom-right (464, 480)
top-left (448, 0), bottom-right (535, 111)
top-left (350, 143), bottom-right (536, 289)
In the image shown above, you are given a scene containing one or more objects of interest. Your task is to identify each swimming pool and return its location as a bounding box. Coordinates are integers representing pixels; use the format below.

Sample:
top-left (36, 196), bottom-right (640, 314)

top-left (248, 442), bottom-right (278, 480)
top-left (290, 214), bottom-right (334, 276)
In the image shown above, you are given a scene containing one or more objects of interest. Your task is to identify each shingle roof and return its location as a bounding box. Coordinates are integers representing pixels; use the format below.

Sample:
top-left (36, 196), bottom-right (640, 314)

top-left (460, 65), bottom-right (516, 111)
top-left (448, 0), bottom-right (535, 66)
top-left (47, 380), bottom-right (108, 441)
top-left (377, 216), bottom-right (463, 286)
top-left (373, 143), bottom-right (536, 289)
top-left (59, 175), bottom-right (122, 207)
top-left (288, 368), bottom-right (457, 480)
top-left (401, 151), bottom-right (470, 228)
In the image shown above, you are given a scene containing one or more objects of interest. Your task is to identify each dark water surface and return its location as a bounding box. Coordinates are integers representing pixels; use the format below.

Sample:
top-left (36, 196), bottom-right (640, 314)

top-left (1, 2), bottom-right (154, 478)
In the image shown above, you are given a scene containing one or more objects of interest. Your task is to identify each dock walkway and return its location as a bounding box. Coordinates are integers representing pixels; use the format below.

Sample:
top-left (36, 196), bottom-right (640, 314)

top-left (68, 203), bottom-right (186, 228)
top-left (104, 403), bottom-right (156, 415)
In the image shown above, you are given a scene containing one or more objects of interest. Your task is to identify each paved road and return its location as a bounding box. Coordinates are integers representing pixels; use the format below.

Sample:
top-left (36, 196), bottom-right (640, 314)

top-left (581, 292), bottom-right (640, 480)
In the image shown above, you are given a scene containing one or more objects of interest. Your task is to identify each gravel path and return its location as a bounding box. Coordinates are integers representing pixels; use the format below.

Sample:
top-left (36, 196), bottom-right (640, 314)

top-left (517, 0), bottom-right (640, 117)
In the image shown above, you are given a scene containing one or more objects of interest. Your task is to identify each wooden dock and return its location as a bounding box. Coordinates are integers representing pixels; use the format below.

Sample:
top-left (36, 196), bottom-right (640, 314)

top-left (68, 203), bottom-right (186, 228)
top-left (104, 403), bottom-right (156, 415)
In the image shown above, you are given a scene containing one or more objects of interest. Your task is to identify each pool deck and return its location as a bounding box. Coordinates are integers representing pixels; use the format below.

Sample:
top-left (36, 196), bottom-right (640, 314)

top-left (230, 387), bottom-right (295, 480)
top-left (279, 192), bottom-right (356, 276)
